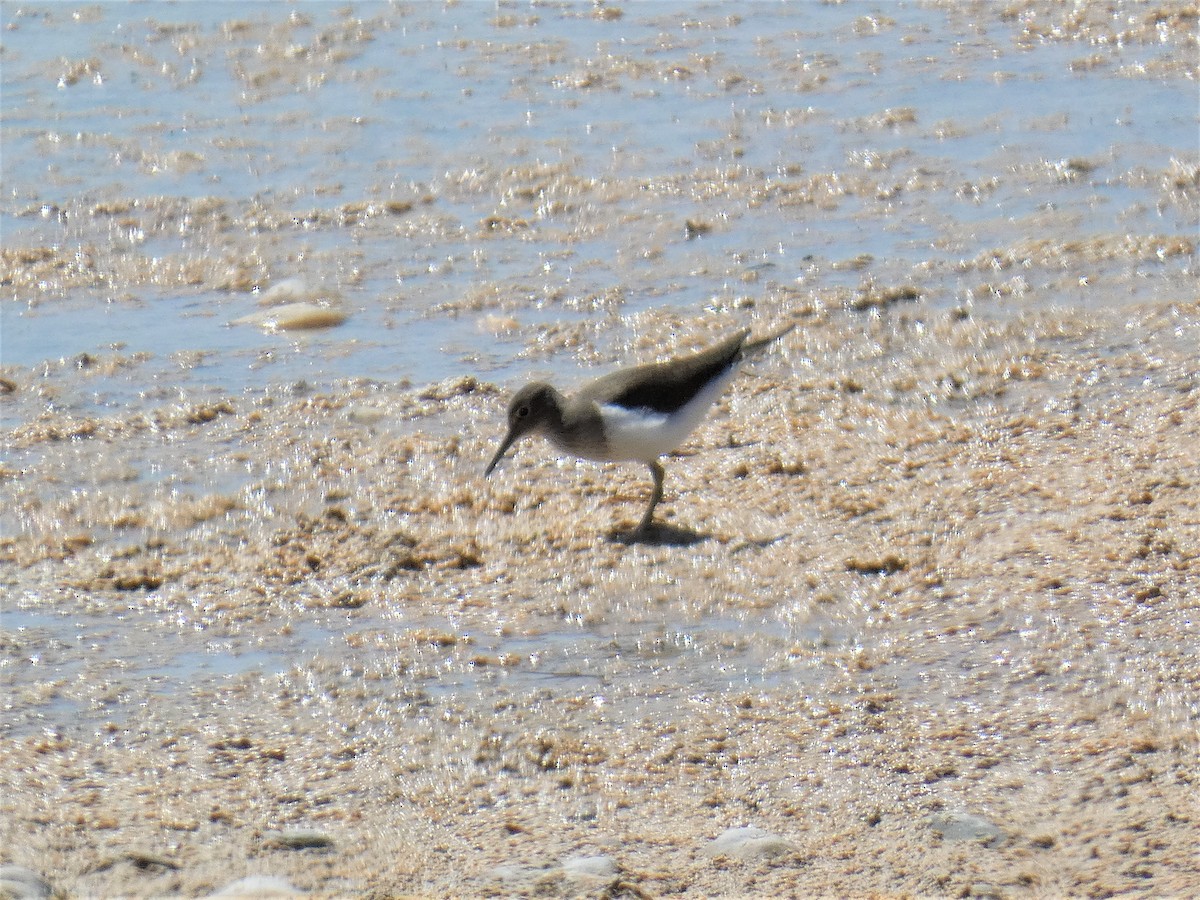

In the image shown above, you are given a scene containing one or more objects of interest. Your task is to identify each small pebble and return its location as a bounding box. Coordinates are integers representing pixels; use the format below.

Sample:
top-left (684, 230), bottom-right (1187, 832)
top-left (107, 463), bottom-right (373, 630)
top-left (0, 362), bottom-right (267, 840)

top-left (257, 277), bottom-right (314, 306)
top-left (705, 825), bottom-right (793, 859)
top-left (232, 302), bottom-right (347, 332)
top-left (927, 811), bottom-right (1005, 847)
top-left (91, 850), bottom-right (179, 873)
top-left (0, 866), bottom-right (51, 900)
top-left (262, 829), bottom-right (335, 850)
top-left (560, 854), bottom-right (619, 878)
top-left (210, 875), bottom-right (303, 897)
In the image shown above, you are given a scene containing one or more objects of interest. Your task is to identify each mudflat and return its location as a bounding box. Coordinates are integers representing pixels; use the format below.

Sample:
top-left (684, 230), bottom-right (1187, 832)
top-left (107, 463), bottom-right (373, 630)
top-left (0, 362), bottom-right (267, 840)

top-left (4, 296), bottom-right (1198, 896)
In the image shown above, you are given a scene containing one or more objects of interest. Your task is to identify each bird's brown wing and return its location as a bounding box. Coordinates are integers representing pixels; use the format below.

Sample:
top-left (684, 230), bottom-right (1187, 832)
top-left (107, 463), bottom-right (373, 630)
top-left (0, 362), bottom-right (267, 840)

top-left (580, 330), bottom-right (749, 414)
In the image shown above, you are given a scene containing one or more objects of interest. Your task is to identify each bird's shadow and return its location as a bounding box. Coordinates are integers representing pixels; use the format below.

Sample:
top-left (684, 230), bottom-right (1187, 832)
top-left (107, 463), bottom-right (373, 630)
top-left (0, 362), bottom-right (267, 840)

top-left (607, 522), bottom-right (708, 547)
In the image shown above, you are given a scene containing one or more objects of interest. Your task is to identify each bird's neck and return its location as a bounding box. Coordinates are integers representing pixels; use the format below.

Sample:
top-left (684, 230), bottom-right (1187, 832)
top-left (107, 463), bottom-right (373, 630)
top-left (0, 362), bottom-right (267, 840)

top-left (544, 388), bottom-right (570, 431)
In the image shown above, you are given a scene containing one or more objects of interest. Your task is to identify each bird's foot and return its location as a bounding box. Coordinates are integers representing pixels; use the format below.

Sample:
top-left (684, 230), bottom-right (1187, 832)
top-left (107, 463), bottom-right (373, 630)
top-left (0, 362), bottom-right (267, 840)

top-left (610, 520), bottom-right (707, 546)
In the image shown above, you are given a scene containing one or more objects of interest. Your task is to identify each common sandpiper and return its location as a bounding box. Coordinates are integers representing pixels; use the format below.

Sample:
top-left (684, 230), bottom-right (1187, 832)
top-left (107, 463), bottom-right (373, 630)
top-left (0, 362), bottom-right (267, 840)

top-left (484, 324), bottom-right (793, 537)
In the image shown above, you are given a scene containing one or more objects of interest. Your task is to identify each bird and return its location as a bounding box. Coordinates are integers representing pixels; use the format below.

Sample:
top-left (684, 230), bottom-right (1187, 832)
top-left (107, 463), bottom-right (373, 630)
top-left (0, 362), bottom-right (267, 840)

top-left (483, 324), bottom-right (793, 536)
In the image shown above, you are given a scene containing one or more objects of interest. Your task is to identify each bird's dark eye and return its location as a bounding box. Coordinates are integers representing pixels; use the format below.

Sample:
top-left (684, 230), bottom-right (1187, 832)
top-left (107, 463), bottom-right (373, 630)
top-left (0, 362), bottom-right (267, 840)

top-left (516, 405), bottom-right (529, 418)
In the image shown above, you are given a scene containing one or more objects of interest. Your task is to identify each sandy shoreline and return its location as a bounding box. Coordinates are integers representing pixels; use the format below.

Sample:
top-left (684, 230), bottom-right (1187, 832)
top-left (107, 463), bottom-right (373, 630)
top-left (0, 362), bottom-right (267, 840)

top-left (4, 296), bottom-right (1199, 898)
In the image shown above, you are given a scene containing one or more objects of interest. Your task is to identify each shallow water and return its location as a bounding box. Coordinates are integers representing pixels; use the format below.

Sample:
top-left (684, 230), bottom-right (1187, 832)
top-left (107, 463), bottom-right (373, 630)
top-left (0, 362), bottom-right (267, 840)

top-left (4, 2), bottom-right (1194, 392)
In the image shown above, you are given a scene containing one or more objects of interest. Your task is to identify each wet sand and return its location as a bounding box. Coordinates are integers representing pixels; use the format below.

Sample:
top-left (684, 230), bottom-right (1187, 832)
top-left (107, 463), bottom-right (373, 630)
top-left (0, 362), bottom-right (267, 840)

top-left (4, 298), bottom-right (1199, 897)
top-left (2, 2), bottom-right (1199, 898)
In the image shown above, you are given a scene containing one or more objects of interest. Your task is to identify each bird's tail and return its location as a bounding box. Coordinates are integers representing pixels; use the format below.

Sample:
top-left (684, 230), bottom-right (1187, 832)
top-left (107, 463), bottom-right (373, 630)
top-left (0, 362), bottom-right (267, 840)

top-left (742, 322), bottom-right (796, 357)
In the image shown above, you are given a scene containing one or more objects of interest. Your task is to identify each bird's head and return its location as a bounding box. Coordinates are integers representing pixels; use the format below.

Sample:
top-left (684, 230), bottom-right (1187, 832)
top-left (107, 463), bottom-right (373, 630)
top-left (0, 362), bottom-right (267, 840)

top-left (483, 382), bottom-right (560, 476)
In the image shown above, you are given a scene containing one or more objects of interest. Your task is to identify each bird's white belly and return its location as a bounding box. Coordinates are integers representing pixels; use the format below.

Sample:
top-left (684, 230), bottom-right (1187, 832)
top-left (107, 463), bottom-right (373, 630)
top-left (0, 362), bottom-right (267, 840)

top-left (598, 367), bottom-right (736, 461)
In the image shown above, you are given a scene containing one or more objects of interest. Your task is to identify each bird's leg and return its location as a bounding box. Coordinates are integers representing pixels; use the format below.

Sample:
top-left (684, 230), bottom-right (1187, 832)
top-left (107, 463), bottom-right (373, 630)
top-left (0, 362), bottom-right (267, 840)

top-left (634, 460), bottom-right (665, 534)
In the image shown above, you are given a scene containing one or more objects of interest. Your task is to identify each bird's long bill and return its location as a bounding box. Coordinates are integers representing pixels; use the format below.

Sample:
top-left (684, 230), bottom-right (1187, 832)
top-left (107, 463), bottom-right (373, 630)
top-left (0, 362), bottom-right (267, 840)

top-left (483, 427), bottom-right (519, 477)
